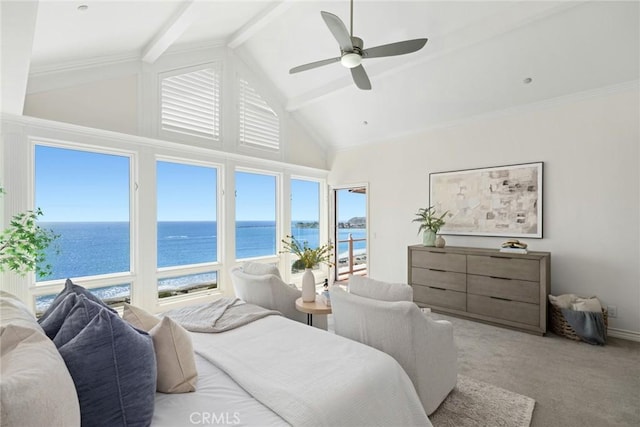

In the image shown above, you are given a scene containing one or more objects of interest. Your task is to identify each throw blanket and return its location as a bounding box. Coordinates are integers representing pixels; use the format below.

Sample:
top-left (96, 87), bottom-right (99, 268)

top-left (561, 308), bottom-right (607, 345)
top-left (188, 315), bottom-right (431, 427)
top-left (163, 298), bottom-right (280, 333)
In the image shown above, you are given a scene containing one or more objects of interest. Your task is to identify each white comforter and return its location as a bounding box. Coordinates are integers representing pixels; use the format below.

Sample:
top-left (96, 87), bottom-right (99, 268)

top-left (190, 315), bottom-right (431, 427)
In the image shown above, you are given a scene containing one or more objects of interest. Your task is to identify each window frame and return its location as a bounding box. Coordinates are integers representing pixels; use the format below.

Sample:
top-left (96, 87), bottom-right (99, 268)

top-left (234, 167), bottom-right (281, 262)
top-left (158, 62), bottom-right (223, 148)
top-left (155, 155), bottom-right (223, 305)
top-left (30, 138), bottom-right (137, 304)
top-left (237, 75), bottom-right (280, 153)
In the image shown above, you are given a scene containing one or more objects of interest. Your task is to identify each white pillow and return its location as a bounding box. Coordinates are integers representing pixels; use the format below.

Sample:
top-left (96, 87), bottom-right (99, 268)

top-left (348, 275), bottom-right (413, 302)
top-left (1, 323), bottom-right (81, 426)
top-left (572, 297), bottom-right (602, 313)
top-left (0, 291), bottom-right (44, 333)
top-left (548, 294), bottom-right (579, 309)
top-left (122, 304), bottom-right (198, 393)
top-left (242, 262), bottom-right (282, 279)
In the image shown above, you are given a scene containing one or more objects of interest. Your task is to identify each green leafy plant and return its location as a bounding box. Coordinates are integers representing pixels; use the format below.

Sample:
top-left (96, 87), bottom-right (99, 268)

top-left (413, 206), bottom-right (449, 234)
top-left (0, 188), bottom-right (59, 277)
top-left (281, 235), bottom-right (334, 269)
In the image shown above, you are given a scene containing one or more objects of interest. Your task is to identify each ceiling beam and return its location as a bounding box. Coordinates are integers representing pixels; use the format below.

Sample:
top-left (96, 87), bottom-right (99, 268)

top-left (141, 0), bottom-right (202, 64)
top-left (227, 0), bottom-right (294, 49)
top-left (1, 0), bottom-right (38, 115)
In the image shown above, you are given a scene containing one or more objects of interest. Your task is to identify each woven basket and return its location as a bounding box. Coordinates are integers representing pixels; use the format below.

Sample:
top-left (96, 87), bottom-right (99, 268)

top-left (549, 304), bottom-right (608, 342)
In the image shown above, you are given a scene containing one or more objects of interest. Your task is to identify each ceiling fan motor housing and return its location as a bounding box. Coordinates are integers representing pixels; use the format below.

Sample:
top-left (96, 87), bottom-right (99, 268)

top-left (341, 36), bottom-right (363, 68)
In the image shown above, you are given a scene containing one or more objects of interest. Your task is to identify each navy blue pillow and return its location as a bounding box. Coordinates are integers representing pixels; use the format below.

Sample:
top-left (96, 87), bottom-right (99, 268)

top-left (52, 295), bottom-right (107, 346)
top-left (56, 305), bottom-right (156, 427)
top-left (38, 278), bottom-right (115, 324)
top-left (38, 292), bottom-right (79, 340)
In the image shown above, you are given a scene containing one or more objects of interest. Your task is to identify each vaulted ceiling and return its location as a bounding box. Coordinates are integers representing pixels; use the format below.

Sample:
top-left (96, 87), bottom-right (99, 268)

top-left (5, 0), bottom-right (640, 151)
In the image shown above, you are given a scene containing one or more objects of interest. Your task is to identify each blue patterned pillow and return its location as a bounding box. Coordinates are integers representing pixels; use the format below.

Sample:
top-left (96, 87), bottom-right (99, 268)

top-left (56, 302), bottom-right (156, 426)
top-left (38, 278), bottom-right (115, 324)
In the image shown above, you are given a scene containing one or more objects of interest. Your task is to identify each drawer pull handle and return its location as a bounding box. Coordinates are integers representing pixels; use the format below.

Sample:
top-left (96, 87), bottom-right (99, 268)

top-left (490, 296), bottom-right (512, 302)
top-left (490, 255), bottom-right (511, 259)
top-left (430, 286), bottom-right (447, 291)
top-left (429, 268), bottom-right (446, 272)
top-left (489, 276), bottom-right (512, 280)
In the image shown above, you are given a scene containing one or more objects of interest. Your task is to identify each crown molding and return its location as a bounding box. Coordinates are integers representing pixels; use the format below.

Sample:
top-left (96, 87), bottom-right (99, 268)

top-left (29, 51), bottom-right (142, 77)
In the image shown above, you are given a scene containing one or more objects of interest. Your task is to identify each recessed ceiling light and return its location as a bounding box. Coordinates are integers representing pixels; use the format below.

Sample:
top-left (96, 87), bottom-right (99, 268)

top-left (77, 4), bottom-right (89, 12)
top-left (523, 77), bottom-right (533, 84)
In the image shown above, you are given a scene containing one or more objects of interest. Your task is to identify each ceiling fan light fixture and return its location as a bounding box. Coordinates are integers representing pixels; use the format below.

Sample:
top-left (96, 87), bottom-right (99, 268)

top-left (341, 52), bottom-right (362, 68)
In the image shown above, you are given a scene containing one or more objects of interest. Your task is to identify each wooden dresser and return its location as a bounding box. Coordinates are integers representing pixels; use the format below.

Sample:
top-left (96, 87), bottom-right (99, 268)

top-left (408, 245), bottom-right (551, 335)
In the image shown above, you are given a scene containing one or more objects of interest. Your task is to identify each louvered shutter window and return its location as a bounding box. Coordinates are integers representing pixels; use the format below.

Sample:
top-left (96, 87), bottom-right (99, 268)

top-left (161, 66), bottom-right (220, 141)
top-left (238, 77), bottom-right (280, 151)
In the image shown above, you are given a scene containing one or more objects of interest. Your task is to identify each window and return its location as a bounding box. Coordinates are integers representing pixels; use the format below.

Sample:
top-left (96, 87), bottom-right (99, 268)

top-left (158, 271), bottom-right (217, 299)
top-left (157, 160), bottom-right (218, 300)
top-left (35, 145), bottom-right (131, 281)
top-left (238, 77), bottom-right (280, 151)
top-left (290, 179), bottom-right (320, 273)
top-left (160, 64), bottom-right (221, 141)
top-left (35, 283), bottom-right (132, 316)
top-left (235, 171), bottom-right (277, 259)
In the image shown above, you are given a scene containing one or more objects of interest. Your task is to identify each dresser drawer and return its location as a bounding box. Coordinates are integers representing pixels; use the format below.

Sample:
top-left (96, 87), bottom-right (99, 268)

top-left (411, 250), bottom-right (466, 273)
top-left (467, 294), bottom-right (539, 326)
top-left (467, 255), bottom-right (539, 281)
top-left (467, 274), bottom-right (539, 304)
top-left (413, 285), bottom-right (466, 311)
top-left (411, 267), bottom-right (466, 292)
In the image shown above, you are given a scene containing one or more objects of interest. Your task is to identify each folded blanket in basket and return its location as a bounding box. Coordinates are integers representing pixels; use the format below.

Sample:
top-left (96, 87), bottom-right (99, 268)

top-left (560, 308), bottom-right (606, 345)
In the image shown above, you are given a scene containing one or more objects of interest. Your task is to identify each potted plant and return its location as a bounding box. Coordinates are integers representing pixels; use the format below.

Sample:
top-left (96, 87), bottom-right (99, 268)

top-left (413, 206), bottom-right (448, 247)
top-left (0, 188), bottom-right (58, 277)
top-left (281, 235), bottom-right (334, 302)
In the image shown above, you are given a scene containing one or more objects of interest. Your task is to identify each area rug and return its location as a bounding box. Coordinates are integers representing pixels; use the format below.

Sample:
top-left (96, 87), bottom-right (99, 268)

top-left (430, 375), bottom-right (535, 427)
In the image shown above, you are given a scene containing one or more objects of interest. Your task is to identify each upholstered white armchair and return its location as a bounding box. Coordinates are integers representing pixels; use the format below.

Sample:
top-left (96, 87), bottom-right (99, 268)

top-left (330, 276), bottom-right (457, 415)
top-left (230, 262), bottom-right (327, 330)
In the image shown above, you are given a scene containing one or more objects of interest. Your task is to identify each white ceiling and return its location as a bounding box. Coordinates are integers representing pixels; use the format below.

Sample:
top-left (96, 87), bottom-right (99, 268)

top-left (20, 1), bottom-right (640, 150)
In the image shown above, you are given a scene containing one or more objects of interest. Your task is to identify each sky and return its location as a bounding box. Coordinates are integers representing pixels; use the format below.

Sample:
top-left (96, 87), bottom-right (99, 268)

top-left (35, 145), bottom-right (365, 222)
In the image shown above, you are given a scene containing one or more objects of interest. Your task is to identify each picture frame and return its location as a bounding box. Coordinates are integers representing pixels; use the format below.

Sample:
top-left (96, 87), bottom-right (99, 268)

top-left (429, 162), bottom-right (543, 238)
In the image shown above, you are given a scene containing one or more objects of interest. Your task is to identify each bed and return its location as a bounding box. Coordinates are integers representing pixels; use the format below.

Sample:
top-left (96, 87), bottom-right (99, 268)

top-left (1, 290), bottom-right (430, 427)
top-left (153, 314), bottom-right (432, 426)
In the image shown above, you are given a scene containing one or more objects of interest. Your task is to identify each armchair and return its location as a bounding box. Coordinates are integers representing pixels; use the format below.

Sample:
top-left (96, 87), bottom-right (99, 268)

top-left (330, 284), bottom-right (457, 415)
top-left (230, 263), bottom-right (327, 330)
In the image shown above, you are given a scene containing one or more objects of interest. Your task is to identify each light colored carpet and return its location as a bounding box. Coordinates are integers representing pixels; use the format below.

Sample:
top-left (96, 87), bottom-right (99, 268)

top-left (430, 375), bottom-right (535, 427)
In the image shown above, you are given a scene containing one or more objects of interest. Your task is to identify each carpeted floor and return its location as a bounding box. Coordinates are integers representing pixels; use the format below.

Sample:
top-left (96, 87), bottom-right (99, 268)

top-left (430, 375), bottom-right (535, 427)
top-left (431, 313), bottom-right (640, 427)
top-left (327, 312), bottom-right (639, 426)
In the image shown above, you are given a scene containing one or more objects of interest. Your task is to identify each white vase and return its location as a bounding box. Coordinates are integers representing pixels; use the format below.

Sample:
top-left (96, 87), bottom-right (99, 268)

top-left (301, 268), bottom-right (316, 302)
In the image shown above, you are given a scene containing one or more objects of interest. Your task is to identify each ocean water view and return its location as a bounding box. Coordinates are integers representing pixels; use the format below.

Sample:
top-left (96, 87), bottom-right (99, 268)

top-left (36, 221), bottom-right (366, 311)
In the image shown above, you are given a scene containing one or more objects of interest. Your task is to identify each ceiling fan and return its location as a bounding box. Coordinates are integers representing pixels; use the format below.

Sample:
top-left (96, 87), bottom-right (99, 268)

top-left (289, 0), bottom-right (428, 90)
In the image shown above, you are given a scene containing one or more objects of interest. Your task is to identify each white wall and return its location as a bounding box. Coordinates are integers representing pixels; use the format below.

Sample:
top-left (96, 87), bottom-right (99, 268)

top-left (328, 85), bottom-right (640, 336)
top-left (23, 52), bottom-right (327, 170)
top-left (24, 75), bottom-right (139, 135)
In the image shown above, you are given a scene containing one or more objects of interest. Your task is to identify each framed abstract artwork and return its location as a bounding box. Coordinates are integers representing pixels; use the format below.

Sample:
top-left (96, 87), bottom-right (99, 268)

top-left (429, 162), bottom-right (543, 238)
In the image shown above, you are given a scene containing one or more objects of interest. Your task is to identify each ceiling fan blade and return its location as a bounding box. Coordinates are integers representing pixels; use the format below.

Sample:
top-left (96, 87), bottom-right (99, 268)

top-left (350, 65), bottom-right (371, 90)
top-left (363, 38), bottom-right (428, 59)
top-left (321, 11), bottom-right (353, 52)
top-left (289, 56), bottom-right (341, 74)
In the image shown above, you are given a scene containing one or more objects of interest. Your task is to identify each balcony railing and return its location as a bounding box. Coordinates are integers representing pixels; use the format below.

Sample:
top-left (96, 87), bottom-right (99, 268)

top-left (337, 233), bottom-right (367, 280)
